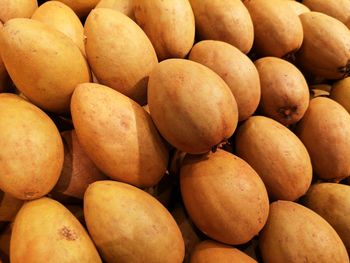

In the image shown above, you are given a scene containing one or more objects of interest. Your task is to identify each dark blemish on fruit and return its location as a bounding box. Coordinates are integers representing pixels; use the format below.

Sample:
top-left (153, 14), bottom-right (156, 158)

top-left (278, 106), bottom-right (298, 120)
top-left (59, 226), bottom-right (78, 241)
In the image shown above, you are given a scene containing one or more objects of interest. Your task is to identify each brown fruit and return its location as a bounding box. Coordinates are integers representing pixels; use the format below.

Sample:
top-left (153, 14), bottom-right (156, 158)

top-left (285, 1), bottom-right (310, 15)
top-left (0, 191), bottom-right (23, 222)
top-left (331, 77), bottom-right (350, 113)
top-left (55, 0), bottom-right (99, 17)
top-left (95, 0), bottom-right (134, 20)
top-left (254, 57), bottom-right (309, 125)
top-left (0, 0), bottom-right (38, 22)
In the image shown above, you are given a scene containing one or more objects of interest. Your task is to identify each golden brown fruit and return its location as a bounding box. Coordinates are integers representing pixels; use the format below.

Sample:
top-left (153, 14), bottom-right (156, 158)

top-left (148, 59), bottom-right (238, 154)
top-left (296, 97), bottom-right (350, 180)
top-left (0, 0), bottom-right (37, 22)
top-left (95, 0), bottom-right (134, 19)
top-left (254, 57), bottom-right (309, 125)
top-left (84, 8), bottom-right (157, 105)
top-left (84, 181), bottom-right (185, 263)
top-left (0, 191), bottom-right (23, 222)
top-left (180, 150), bottom-right (269, 245)
top-left (71, 83), bottom-right (168, 188)
top-left (0, 94), bottom-right (63, 200)
top-left (331, 77), bottom-right (350, 113)
top-left (189, 0), bottom-right (254, 54)
top-left (11, 198), bottom-right (102, 263)
top-left (259, 201), bottom-right (349, 263)
top-left (189, 40), bottom-right (260, 121)
top-left (55, 0), bottom-right (99, 17)
top-left (134, 0), bottom-right (195, 60)
top-left (285, 1), bottom-right (310, 15)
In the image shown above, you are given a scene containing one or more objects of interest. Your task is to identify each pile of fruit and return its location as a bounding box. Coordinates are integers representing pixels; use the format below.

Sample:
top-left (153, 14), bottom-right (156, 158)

top-left (1, 0), bottom-right (350, 262)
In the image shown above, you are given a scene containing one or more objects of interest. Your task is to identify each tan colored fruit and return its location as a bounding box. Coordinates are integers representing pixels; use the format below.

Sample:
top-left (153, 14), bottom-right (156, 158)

top-left (148, 59), bottom-right (238, 154)
top-left (84, 181), bottom-right (185, 263)
top-left (243, 0), bottom-right (303, 57)
top-left (303, 0), bottom-right (350, 28)
top-left (190, 240), bottom-right (257, 263)
top-left (31, 1), bottom-right (85, 55)
top-left (296, 12), bottom-right (350, 79)
top-left (71, 83), bottom-right (168, 188)
top-left (51, 130), bottom-right (107, 200)
top-left (236, 116), bottom-right (312, 201)
top-left (0, 191), bottom-right (23, 222)
top-left (0, 94), bottom-right (63, 200)
top-left (303, 183), bottom-right (350, 252)
top-left (254, 57), bottom-right (309, 125)
top-left (296, 97), bottom-right (350, 180)
top-left (0, 18), bottom-right (90, 113)
top-left (331, 77), bottom-right (350, 113)
top-left (85, 8), bottom-right (157, 105)
top-left (0, 0), bottom-right (38, 22)
top-left (260, 201), bottom-right (349, 263)
top-left (55, 0), bottom-right (99, 17)
top-left (134, 0), bottom-right (195, 60)
top-left (189, 0), bottom-right (254, 54)
top-left (189, 40), bottom-right (260, 121)
top-left (11, 198), bottom-right (101, 263)
top-left (285, 1), bottom-right (310, 15)
top-left (95, 0), bottom-right (134, 19)
top-left (180, 150), bottom-right (269, 245)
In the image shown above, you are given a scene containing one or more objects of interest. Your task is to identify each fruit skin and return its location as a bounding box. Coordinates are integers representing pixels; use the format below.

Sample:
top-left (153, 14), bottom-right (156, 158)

top-left (95, 0), bottom-right (134, 20)
top-left (180, 149), bottom-right (269, 245)
top-left (84, 180), bottom-right (185, 263)
top-left (71, 83), bottom-right (168, 188)
top-left (259, 201), bottom-right (349, 263)
top-left (0, 18), bottom-right (90, 113)
top-left (134, 0), bottom-right (195, 60)
top-left (10, 197), bottom-right (102, 263)
top-left (0, 0), bottom-right (38, 22)
top-left (148, 59), bottom-right (238, 154)
top-left (296, 12), bottom-right (350, 80)
top-left (295, 97), bottom-right (350, 180)
top-left (254, 57), bottom-right (309, 125)
top-left (331, 77), bottom-right (350, 113)
top-left (236, 116), bottom-right (312, 201)
top-left (84, 8), bottom-right (157, 105)
top-left (243, 0), bottom-right (303, 57)
top-left (285, 1), bottom-right (310, 15)
top-left (55, 0), bottom-right (100, 17)
top-left (0, 93), bottom-right (63, 200)
top-left (189, 0), bottom-right (254, 54)
top-left (189, 40), bottom-right (260, 121)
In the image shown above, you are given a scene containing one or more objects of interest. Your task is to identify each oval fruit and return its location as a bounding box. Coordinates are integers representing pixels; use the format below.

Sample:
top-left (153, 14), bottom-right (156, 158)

top-left (189, 40), bottom-right (260, 121)
top-left (11, 197), bottom-right (101, 263)
top-left (330, 77), bottom-right (350, 113)
top-left (189, 0), bottom-right (254, 54)
top-left (0, 18), bottom-right (90, 113)
top-left (56, 0), bottom-right (99, 17)
top-left (296, 97), bottom-right (350, 180)
top-left (243, 0), bottom-right (303, 57)
top-left (296, 12), bottom-right (350, 79)
top-left (71, 83), bottom-right (168, 188)
top-left (254, 57), bottom-right (309, 125)
top-left (134, 0), bottom-right (195, 60)
top-left (180, 149), bottom-right (269, 245)
top-left (0, 0), bottom-right (38, 22)
top-left (95, 0), bottom-right (134, 19)
top-left (85, 8), bottom-right (157, 105)
top-left (0, 94), bottom-right (63, 200)
top-left (84, 181), bottom-right (184, 263)
top-left (31, 1), bottom-right (85, 55)
top-left (236, 116), bottom-right (312, 201)
top-left (0, 191), bottom-right (23, 222)
top-left (259, 201), bottom-right (349, 263)
top-left (303, 183), bottom-right (350, 252)
top-left (286, 1), bottom-right (310, 15)
top-left (148, 59), bottom-right (238, 154)
top-left (190, 240), bottom-right (257, 263)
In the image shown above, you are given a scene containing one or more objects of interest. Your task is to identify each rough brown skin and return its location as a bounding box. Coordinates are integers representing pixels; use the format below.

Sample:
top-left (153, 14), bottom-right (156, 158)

top-left (331, 77), bottom-right (350, 113)
top-left (0, 94), bottom-right (63, 200)
top-left (85, 8), bottom-right (157, 105)
top-left (148, 59), bottom-right (238, 154)
top-left (180, 150), bottom-right (269, 245)
top-left (295, 97), bottom-right (350, 180)
top-left (11, 198), bottom-right (102, 263)
top-left (134, 0), bottom-right (195, 60)
top-left (95, 0), bottom-right (135, 20)
top-left (0, 0), bottom-right (37, 22)
top-left (84, 181), bottom-right (185, 263)
top-left (189, 40), bottom-right (260, 121)
top-left (55, 0), bottom-right (99, 17)
top-left (259, 201), bottom-right (349, 263)
top-left (303, 183), bottom-right (350, 253)
top-left (235, 116), bottom-right (312, 201)
top-left (243, 0), bottom-right (303, 57)
top-left (302, 0), bottom-right (350, 28)
top-left (71, 83), bottom-right (169, 188)
top-left (189, 0), bottom-right (254, 54)
top-left (285, 1), bottom-right (310, 15)
top-left (296, 12), bottom-right (350, 79)
top-left (50, 130), bottom-right (107, 200)
top-left (254, 57), bottom-right (309, 125)
top-left (190, 240), bottom-right (257, 263)
top-left (0, 18), bottom-right (90, 113)
top-left (0, 191), bottom-right (23, 222)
